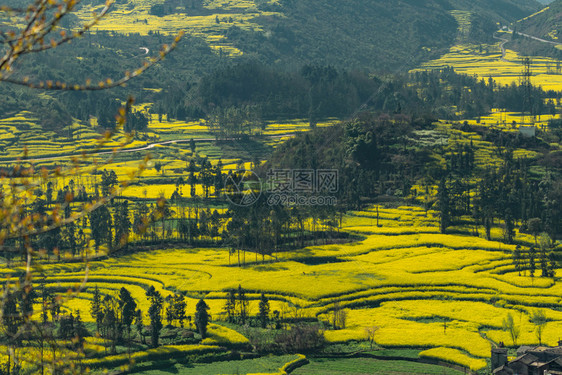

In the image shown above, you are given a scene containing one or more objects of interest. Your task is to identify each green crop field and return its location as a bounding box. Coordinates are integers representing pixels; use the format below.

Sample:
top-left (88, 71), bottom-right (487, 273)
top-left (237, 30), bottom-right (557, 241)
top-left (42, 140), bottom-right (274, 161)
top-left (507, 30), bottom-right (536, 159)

top-left (292, 357), bottom-right (465, 375)
top-left (133, 354), bottom-right (299, 374)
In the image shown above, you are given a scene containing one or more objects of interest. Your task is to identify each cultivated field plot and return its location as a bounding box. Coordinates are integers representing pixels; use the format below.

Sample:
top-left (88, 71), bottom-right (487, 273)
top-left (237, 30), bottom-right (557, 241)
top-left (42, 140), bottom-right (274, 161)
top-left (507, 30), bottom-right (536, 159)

top-left (0, 111), bottom-right (148, 163)
top-left (417, 42), bottom-right (562, 91)
top-left (18, 204), bottom-right (561, 372)
top-left (73, 0), bottom-right (281, 56)
top-left (0, 109), bottom-right (334, 162)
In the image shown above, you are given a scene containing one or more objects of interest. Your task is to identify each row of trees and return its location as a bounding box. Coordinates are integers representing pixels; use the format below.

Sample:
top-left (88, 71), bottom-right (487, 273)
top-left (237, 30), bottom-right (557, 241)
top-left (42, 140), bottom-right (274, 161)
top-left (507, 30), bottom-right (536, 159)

top-left (512, 242), bottom-right (557, 278)
top-left (223, 285), bottom-right (273, 329)
top-left (147, 64), bottom-right (562, 135)
top-left (7, 155), bottom-right (348, 263)
top-left (0, 282), bottom-right (210, 372)
top-left (437, 148), bottom-right (561, 247)
top-left (89, 285), bottom-right (210, 351)
top-left (410, 67), bottom-right (558, 119)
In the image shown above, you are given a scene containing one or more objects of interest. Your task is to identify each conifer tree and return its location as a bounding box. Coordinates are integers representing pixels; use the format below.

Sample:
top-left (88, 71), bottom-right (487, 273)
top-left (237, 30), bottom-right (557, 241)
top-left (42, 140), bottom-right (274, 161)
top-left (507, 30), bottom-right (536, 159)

top-left (173, 293), bottom-right (187, 328)
top-left (225, 290), bottom-right (236, 323)
top-left (259, 293), bottom-right (270, 329)
top-left (146, 286), bottom-right (163, 348)
top-left (529, 247), bottom-right (536, 279)
top-left (195, 299), bottom-right (210, 338)
top-left (90, 285), bottom-right (103, 333)
top-left (115, 200), bottom-right (131, 248)
top-left (135, 309), bottom-right (145, 345)
top-left (237, 284), bottom-right (249, 325)
top-left (119, 287), bottom-right (137, 354)
top-left (438, 177), bottom-right (450, 233)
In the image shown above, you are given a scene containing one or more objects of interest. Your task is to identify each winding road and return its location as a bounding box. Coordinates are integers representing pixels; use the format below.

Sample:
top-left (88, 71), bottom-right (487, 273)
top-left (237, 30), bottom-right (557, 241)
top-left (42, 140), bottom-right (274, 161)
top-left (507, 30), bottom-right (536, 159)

top-left (493, 28), bottom-right (562, 63)
top-left (493, 33), bottom-right (510, 62)
top-left (510, 28), bottom-right (562, 46)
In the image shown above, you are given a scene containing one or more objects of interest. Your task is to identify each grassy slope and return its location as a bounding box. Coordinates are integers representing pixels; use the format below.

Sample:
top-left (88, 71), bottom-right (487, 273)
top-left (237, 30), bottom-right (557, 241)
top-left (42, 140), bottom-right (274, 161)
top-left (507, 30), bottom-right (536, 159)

top-left (502, 0), bottom-right (562, 58)
top-left (449, 0), bottom-right (541, 23)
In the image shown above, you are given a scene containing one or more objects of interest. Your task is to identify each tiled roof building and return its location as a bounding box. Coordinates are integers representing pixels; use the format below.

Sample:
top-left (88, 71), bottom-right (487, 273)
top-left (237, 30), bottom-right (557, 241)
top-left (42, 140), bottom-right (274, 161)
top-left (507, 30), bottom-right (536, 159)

top-left (492, 346), bottom-right (562, 375)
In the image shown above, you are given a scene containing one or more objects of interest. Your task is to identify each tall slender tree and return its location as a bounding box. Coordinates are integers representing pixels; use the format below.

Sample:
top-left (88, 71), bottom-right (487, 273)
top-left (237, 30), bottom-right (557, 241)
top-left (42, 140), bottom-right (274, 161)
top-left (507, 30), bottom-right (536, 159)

top-left (146, 286), bottom-right (163, 348)
top-left (195, 299), bottom-right (210, 338)
top-left (119, 287), bottom-right (137, 355)
top-left (258, 293), bottom-right (270, 329)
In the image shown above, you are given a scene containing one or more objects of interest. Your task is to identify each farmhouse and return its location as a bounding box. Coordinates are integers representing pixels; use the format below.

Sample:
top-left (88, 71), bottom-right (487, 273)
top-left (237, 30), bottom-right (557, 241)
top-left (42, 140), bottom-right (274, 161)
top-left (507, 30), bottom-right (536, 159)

top-left (492, 345), bottom-right (562, 375)
top-left (519, 125), bottom-right (536, 138)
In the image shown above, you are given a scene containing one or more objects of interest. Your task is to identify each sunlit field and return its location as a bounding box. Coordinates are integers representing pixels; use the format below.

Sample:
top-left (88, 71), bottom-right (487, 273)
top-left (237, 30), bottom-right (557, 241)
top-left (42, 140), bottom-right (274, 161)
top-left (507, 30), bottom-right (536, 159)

top-left (0, 93), bottom-right (558, 374)
top-left (1, 4), bottom-right (561, 372)
top-left (73, 0), bottom-right (282, 57)
top-left (417, 41), bottom-right (562, 92)
top-left (0, 110), bottom-right (340, 206)
top-left (7, 202), bottom-right (559, 372)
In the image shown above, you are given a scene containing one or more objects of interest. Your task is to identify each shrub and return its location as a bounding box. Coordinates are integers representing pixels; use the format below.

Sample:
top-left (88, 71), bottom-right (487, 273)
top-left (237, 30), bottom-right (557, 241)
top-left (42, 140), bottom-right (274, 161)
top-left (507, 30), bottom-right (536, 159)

top-left (274, 324), bottom-right (325, 354)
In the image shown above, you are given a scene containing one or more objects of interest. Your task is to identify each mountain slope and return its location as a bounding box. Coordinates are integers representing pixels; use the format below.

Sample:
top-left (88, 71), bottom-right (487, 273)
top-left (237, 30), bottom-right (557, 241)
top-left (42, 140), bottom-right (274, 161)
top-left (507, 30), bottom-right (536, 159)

top-left (225, 0), bottom-right (541, 71)
top-left (59, 0), bottom-right (542, 72)
top-left (517, 0), bottom-right (562, 40)
top-left (449, 0), bottom-right (542, 22)
top-left (510, 0), bottom-right (562, 58)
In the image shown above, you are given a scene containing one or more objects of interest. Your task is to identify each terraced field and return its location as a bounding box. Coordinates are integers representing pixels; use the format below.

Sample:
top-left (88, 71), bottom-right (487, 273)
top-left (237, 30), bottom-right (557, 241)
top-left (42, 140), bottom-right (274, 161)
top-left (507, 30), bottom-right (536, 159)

top-left (9, 204), bottom-right (559, 373)
top-left (0, 97), bottom-right (556, 374)
top-left (72, 0), bottom-right (281, 57)
top-left (0, 110), bottom-right (338, 204)
top-left (417, 41), bottom-right (562, 92)
top-left (0, 110), bottom-right (335, 161)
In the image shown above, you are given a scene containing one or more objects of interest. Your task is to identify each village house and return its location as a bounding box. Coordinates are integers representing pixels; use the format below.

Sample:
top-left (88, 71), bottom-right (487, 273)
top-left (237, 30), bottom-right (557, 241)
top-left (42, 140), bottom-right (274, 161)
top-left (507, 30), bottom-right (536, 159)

top-left (492, 344), bottom-right (562, 375)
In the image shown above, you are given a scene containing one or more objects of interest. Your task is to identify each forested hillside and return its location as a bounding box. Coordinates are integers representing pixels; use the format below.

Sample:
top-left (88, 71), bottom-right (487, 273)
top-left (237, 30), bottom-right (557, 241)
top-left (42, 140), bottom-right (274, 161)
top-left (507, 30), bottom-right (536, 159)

top-left (224, 0), bottom-right (541, 70)
top-left (517, 0), bottom-right (562, 39)
top-left (508, 0), bottom-right (562, 58)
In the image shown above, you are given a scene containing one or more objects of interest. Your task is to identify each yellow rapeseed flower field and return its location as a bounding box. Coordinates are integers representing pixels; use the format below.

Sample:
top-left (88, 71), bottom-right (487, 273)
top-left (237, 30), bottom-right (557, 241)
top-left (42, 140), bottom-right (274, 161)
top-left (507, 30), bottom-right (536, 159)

top-left (32, 202), bottom-right (560, 372)
top-left (416, 42), bottom-right (562, 92)
top-left (419, 347), bottom-right (487, 371)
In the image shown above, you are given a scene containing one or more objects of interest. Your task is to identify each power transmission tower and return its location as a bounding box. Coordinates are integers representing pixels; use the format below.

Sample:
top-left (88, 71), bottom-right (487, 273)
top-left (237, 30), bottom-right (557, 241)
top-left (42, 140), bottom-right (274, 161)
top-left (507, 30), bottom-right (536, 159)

top-left (521, 57), bottom-right (533, 125)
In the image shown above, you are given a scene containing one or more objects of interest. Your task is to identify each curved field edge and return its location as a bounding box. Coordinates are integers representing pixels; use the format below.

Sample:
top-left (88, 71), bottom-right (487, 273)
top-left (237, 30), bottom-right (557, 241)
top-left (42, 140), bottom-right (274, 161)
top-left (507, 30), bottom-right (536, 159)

top-left (28, 204), bottom-right (562, 372)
